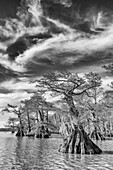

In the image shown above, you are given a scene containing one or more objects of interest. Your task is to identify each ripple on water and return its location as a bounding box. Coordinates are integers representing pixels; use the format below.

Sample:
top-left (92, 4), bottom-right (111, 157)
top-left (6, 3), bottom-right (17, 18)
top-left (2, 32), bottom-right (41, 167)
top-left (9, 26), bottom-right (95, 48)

top-left (0, 133), bottom-right (113, 170)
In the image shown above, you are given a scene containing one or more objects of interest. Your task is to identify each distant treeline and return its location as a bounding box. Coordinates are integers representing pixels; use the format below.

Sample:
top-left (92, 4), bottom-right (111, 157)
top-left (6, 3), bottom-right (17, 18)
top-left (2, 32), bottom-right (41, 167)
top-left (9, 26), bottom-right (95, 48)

top-left (0, 128), bottom-right (12, 132)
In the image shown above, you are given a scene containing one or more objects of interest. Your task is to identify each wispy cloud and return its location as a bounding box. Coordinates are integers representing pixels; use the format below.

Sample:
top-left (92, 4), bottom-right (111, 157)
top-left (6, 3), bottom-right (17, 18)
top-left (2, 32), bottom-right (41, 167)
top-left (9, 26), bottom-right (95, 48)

top-left (0, 53), bottom-right (26, 73)
top-left (13, 22), bottom-right (113, 75)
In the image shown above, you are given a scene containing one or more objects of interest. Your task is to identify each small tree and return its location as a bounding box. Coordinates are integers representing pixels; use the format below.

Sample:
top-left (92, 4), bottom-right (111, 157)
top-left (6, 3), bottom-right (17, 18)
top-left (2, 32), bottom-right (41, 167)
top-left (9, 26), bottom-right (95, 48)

top-left (102, 90), bottom-right (113, 136)
top-left (102, 63), bottom-right (113, 136)
top-left (6, 117), bottom-right (18, 133)
top-left (21, 100), bottom-right (32, 133)
top-left (84, 72), bottom-right (104, 140)
top-left (7, 104), bottom-right (25, 137)
top-left (22, 92), bottom-right (58, 137)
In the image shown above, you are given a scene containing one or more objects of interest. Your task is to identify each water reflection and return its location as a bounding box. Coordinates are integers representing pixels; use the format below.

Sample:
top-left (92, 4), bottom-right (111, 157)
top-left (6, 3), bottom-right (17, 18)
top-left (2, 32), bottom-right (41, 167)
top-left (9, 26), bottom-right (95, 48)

top-left (0, 133), bottom-right (113, 170)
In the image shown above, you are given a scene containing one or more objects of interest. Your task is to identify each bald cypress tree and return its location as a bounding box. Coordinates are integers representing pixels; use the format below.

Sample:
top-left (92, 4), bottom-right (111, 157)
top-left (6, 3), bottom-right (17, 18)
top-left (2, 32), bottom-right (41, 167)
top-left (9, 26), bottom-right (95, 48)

top-left (37, 70), bottom-right (102, 154)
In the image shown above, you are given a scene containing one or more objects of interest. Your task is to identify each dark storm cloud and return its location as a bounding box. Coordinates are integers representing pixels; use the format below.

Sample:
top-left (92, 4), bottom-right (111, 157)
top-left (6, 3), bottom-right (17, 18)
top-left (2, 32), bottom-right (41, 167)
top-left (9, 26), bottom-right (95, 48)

top-left (25, 61), bottom-right (54, 77)
top-left (0, 87), bottom-right (13, 94)
top-left (0, 64), bottom-right (18, 82)
top-left (72, 50), bottom-right (113, 68)
top-left (7, 32), bottom-right (52, 61)
top-left (41, 0), bottom-right (113, 33)
top-left (0, 0), bottom-right (20, 18)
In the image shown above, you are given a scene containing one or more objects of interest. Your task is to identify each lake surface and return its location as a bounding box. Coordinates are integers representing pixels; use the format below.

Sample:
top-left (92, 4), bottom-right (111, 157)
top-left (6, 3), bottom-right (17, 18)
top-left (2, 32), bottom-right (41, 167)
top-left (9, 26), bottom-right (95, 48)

top-left (0, 132), bottom-right (113, 170)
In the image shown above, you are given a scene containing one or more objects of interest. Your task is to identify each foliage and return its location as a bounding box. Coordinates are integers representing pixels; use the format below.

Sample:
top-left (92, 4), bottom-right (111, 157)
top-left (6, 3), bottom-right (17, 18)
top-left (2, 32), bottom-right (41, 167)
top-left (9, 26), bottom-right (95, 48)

top-left (2, 70), bottom-right (113, 139)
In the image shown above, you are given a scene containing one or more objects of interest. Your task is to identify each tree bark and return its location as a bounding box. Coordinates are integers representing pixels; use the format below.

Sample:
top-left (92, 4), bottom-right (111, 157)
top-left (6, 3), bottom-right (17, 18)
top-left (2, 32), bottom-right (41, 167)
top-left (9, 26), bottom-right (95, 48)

top-left (90, 112), bottom-right (105, 140)
top-left (60, 94), bottom-right (102, 154)
top-left (26, 109), bottom-right (31, 132)
top-left (36, 111), bottom-right (39, 123)
top-left (16, 112), bottom-right (24, 137)
top-left (11, 122), bottom-right (15, 133)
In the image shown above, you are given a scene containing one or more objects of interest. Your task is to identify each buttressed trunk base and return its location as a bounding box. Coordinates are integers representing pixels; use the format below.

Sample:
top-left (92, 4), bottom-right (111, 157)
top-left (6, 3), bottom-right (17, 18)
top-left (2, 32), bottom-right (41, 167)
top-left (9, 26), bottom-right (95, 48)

top-left (59, 125), bottom-right (102, 154)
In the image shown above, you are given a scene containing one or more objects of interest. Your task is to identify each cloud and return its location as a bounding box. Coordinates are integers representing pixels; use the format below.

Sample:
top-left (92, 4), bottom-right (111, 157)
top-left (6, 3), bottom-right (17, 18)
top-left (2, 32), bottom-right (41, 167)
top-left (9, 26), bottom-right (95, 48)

top-left (0, 87), bottom-right (13, 94)
top-left (2, 0), bottom-right (113, 77)
top-left (1, 0), bottom-right (113, 110)
top-left (0, 120), bottom-right (7, 127)
top-left (0, 76), bottom-right (37, 110)
top-left (0, 91), bottom-right (32, 110)
top-left (0, 54), bottom-right (26, 73)
top-left (0, 78), bottom-right (37, 93)
top-left (13, 22), bottom-right (113, 76)
top-left (0, 42), bottom-right (7, 51)
top-left (52, 0), bottom-right (72, 8)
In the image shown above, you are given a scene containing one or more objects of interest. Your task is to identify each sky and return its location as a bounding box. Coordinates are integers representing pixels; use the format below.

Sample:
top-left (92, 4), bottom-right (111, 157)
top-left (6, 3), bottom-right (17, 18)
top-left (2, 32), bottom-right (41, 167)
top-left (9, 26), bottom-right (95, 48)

top-left (0, 0), bottom-right (20, 18)
top-left (0, 0), bottom-right (113, 126)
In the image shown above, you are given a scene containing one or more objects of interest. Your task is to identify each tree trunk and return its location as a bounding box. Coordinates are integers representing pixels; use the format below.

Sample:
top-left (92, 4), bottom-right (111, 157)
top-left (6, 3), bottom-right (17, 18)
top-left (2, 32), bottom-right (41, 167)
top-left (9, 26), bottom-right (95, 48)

top-left (11, 122), bottom-right (15, 133)
top-left (36, 111), bottom-right (39, 123)
top-left (16, 112), bottom-right (24, 137)
top-left (90, 112), bottom-right (104, 140)
top-left (60, 124), bottom-right (102, 154)
top-left (26, 109), bottom-right (31, 132)
top-left (38, 110), bottom-right (43, 121)
top-left (59, 95), bottom-right (102, 154)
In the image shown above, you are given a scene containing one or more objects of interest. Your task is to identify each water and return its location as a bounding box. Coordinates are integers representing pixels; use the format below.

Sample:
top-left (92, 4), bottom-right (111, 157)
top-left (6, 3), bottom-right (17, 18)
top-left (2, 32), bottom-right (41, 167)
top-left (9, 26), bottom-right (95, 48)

top-left (0, 133), bottom-right (113, 170)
